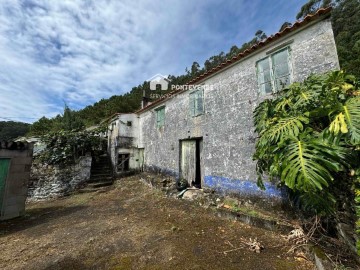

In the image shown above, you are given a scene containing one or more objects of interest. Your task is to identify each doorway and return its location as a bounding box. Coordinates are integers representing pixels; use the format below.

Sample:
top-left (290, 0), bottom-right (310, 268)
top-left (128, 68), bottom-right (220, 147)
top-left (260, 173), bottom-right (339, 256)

top-left (180, 138), bottom-right (203, 188)
top-left (0, 158), bottom-right (10, 213)
top-left (137, 148), bottom-right (144, 171)
top-left (118, 153), bottom-right (130, 171)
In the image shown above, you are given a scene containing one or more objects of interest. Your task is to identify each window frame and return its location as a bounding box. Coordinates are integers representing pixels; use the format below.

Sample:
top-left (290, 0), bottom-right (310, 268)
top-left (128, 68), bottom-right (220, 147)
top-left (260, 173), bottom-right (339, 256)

top-left (256, 47), bottom-right (292, 95)
top-left (189, 86), bottom-right (204, 117)
top-left (155, 106), bottom-right (165, 128)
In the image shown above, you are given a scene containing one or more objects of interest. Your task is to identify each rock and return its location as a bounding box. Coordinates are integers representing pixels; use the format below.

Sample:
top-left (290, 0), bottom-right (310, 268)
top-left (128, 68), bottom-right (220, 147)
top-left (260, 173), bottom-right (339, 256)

top-left (182, 189), bottom-right (203, 201)
top-left (336, 222), bottom-right (357, 253)
top-left (244, 200), bottom-right (252, 207)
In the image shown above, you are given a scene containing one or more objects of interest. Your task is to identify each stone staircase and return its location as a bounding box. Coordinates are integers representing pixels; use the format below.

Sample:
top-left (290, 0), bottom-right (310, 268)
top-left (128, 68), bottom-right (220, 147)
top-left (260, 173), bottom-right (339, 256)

top-left (81, 154), bottom-right (114, 192)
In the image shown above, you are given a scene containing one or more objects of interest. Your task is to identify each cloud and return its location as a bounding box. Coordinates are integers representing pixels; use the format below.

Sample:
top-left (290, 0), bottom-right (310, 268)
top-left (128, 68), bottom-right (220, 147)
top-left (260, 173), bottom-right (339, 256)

top-left (0, 0), bottom-right (306, 123)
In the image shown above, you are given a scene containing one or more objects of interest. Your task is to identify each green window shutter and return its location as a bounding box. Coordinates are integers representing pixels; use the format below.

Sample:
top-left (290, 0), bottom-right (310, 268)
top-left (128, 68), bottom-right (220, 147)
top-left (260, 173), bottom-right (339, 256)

top-left (196, 89), bottom-right (204, 115)
top-left (257, 58), bottom-right (272, 94)
top-left (189, 88), bottom-right (204, 117)
top-left (189, 92), bottom-right (195, 117)
top-left (271, 48), bottom-right (291, 91)
top-left (0, 158), bottom-right (10, 213)
top-left (156, 109), bottom-right (160, 127)
top-left (156, 107), bottom-right (165, 128)
top-left (161, 107), bottom-right (165, 126)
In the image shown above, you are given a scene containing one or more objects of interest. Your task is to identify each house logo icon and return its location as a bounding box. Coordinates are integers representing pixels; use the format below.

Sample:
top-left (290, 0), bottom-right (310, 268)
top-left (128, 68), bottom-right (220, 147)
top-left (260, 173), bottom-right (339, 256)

top-left (148, 74), bottom-right (170, 90)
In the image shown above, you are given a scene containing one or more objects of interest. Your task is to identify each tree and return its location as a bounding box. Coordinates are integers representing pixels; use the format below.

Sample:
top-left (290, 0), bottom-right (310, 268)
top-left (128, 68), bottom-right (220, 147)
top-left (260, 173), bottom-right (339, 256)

top-left (295, 0), bottom-right (360, 77)
top-left (29, 105), bottom-right (85, 136)
top-left (255, 30), bottom-right (267, 41)
top-left (29, 117), bottom-right (54, 136)
top-left (331, 0), bottom-right (360, 78)
top-left (279, 22), bottom-right (292, 32)
top-left (204, 52), bottom-right (226, 71)
top-left (226, 45), bottom-right (240, 59)
top-left (190, 62), bottom-right (201, 77)
top-left (296, 0), bottom-right (328, 19)
top-left (62, 105), bottom-right (84, 131)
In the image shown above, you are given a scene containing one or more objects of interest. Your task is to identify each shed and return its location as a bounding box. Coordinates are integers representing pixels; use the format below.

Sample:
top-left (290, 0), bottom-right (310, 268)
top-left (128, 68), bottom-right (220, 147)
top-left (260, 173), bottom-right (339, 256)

top-left (0, 141), bottom-right (33, 220)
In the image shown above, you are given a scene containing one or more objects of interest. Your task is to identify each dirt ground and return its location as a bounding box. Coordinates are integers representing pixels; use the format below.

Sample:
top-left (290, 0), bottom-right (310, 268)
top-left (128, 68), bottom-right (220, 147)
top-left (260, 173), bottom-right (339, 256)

top-left (0, 176), bottom-right (314, 270)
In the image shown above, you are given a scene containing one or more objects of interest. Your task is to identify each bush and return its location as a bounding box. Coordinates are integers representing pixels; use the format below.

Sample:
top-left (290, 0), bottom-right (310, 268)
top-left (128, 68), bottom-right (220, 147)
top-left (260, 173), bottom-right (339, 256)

top-left (253, 70), bottom-right (360, 254)
top-left (37, 129), bottom-right (106, 165)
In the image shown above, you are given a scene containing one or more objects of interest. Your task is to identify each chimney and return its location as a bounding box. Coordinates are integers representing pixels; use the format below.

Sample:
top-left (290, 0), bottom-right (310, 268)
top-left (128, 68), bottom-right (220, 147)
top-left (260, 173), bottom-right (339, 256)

top-left (141, 89), bottom-right (152, 109)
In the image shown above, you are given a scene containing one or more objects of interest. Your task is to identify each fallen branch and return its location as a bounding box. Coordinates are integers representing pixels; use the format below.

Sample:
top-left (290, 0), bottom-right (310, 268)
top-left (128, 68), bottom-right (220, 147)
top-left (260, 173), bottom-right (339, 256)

top-left (219, 237), bottom-right (264, 254)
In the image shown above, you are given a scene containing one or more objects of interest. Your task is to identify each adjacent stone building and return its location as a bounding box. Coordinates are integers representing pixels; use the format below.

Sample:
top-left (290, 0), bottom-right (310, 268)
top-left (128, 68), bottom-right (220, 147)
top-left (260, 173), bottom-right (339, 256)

top-left (108, 8), bottom-right (339, 202)
top-left (107, 113), bottom-right (144, 175)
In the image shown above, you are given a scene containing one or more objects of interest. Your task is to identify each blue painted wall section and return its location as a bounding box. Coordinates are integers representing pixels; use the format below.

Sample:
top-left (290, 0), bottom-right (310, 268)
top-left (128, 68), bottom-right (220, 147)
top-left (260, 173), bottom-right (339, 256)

top-left (204, 175), bottom-right (284, 199)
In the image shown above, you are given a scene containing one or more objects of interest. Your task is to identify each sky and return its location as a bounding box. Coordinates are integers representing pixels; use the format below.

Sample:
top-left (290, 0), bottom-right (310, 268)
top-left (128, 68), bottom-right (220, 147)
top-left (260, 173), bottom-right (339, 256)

top-left (0, 0), bottom-right (307, 123)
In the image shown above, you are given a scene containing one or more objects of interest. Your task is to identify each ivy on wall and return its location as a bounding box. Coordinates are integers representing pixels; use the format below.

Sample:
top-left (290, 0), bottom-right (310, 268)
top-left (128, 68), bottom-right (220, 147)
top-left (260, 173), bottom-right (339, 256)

top-left (37, 128), bottom-right (107, 165)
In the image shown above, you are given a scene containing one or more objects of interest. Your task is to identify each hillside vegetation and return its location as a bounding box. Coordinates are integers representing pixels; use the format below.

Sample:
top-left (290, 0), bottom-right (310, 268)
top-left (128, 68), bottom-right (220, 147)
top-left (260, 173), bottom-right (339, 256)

top-left (0, 121), bottom-right (30, 140)
top-left (25, 0), bottom-right (359, 135)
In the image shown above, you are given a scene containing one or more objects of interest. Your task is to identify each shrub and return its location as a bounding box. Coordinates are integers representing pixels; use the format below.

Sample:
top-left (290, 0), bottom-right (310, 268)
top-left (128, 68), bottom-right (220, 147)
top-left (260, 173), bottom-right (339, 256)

top-left (253, 70), bottom-right (360, 254)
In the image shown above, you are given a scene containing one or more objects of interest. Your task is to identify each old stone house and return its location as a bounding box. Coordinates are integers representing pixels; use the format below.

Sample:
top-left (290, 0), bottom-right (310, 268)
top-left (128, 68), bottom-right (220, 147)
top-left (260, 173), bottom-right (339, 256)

top-left (108, 8), bottom-right (339, 202)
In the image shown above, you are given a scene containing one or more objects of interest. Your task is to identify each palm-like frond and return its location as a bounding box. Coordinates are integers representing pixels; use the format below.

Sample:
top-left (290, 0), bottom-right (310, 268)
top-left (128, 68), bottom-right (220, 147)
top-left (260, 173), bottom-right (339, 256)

top-left (253, 71), bottom-right (359, 217)
top-left (292, 85), bottom-right (322, 109)
top-left (329, 112), bottom-right (349, 134)
top-left (343, 97), bottom-right (360, 144)
top-left (274, 97), bottom-right (293, 112)
top-left (329, 97), bottom-right (360, 144)
top-left (260, 115), bottom-right (309, 145)
top-left (299, 191), bottom-right (336, 215)
top-left (325, 70), bottom-right (356, 94)
top-left (280, 136), bottom-right (345, 192)
top-left (253, 99), bottom-right (274, 134)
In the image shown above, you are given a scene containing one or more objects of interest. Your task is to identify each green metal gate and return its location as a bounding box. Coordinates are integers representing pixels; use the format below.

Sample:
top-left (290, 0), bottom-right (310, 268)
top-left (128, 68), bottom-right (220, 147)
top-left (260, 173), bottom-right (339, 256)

top-left (0, 158), bottom-right (10, 213)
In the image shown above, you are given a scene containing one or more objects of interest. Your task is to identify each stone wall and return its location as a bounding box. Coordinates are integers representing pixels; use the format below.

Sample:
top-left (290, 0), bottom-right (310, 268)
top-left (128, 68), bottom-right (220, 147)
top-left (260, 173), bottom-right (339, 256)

top-left (139, 18), bottom-right (339, 202)
top-left (28, 156), bottom-right (92, 200)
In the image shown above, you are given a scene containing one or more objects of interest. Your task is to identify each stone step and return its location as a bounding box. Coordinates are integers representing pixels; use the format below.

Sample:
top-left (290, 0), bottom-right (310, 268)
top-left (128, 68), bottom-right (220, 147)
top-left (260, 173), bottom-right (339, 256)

top-left (87, 181), bottom-right (113, 188)
top-left (92, 164), bottom-right (110, 168)
top-left (89, 174), bottom-right (112, 178)
top-left (91, 167), bottom-right (111, 171)
top-left (91, 169), bottom-right (112, 173)
top-left (90, 173), bottom-right (113, 178)
top-left (92, 159), bottom-right (110, 163)
top-left (88, 177), bottom-right (113, 183)
top-left (93, 159), bottom-right (110, 162)
top-left (77, 188), bottom-right (99, 194)
top-left (92, 163), bottom-right (111, 167)
top-left (93, 157), bottom-right (109, 161)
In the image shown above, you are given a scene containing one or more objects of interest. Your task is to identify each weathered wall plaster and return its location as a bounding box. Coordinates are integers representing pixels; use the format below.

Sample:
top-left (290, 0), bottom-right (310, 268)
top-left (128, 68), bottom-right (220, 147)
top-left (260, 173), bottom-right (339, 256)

top-left (138, 18), bottom-right (339, 200)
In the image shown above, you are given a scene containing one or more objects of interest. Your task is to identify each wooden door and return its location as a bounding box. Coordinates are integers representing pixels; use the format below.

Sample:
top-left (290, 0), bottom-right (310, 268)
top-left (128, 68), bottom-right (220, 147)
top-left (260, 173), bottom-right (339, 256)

top-left (138, 148), bottom-right (144, 171)
top-left (181, 140), bottom-right (196, 186)
top-left (0, 158), bottom-right (10, 213)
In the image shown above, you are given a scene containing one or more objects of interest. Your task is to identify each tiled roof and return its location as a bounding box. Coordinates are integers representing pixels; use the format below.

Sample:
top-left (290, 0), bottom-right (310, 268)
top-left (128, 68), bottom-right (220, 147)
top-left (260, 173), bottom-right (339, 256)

top-left (0, 141), bottom-right (33, 150)
top-left (136, 7), bottom-right (332, 114)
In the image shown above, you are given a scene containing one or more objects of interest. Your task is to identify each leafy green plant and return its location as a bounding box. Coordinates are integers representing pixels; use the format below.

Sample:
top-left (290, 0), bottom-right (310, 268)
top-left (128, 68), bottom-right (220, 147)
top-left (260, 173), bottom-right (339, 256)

top-left (37, 129), bottom-right (106, 165)
top-left (253, 70), bottom-right (360, 254)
